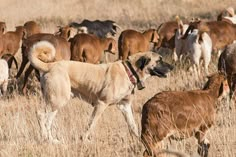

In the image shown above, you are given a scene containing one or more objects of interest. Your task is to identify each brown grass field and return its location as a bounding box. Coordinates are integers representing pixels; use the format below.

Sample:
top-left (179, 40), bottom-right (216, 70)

top-left (0, 0), bottom-right (236, 156)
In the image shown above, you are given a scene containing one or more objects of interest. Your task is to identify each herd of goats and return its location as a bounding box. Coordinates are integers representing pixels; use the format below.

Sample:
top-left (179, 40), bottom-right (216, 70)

top-left (1, 6), bottom-right (236, 157)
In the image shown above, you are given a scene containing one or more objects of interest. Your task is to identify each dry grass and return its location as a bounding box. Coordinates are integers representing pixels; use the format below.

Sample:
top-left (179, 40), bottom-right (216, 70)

top-left (0, 0), bottom-right (236, 156)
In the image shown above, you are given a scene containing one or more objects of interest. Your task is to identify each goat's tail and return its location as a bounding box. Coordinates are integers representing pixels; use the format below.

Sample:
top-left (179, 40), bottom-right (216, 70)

top-left (28, 41), bottom-right (56, 73)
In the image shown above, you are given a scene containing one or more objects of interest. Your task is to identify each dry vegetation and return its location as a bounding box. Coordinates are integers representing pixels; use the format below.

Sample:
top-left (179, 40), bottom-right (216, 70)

top-left (0, 0), bottom-right (236, 156)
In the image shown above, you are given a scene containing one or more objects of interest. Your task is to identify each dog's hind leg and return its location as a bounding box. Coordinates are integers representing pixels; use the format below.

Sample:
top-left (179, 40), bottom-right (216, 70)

top-left (83, 100), bottom-right (109, 141)
top-left (118, 98), bottom-right (139, 137)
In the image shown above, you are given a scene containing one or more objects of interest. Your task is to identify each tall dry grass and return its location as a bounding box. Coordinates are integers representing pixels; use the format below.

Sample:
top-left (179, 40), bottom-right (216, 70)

top-left (0, 0), bottom-right (236, 157)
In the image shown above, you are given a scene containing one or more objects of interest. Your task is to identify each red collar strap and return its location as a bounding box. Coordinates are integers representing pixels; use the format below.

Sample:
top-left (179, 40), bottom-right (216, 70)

top-left (122, 61), bottom-right (137, 85)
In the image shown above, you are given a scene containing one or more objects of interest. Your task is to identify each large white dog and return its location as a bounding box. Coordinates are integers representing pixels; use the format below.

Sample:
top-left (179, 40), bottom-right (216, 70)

top-left (28, 41), bottom-right (173, 143)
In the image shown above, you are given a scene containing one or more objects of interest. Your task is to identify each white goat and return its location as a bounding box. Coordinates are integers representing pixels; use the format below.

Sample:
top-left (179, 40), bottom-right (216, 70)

top-left (187, 29), bottom-right (212, 76)
top-left (175, 18), bottom-right (212, 76)
top-left (0, 59), bottom-right (9, 96)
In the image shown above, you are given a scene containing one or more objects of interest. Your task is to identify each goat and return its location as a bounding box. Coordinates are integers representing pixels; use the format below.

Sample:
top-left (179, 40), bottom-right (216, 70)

top-left (154, 21), bottom-right (179, 51)
top-left (54, 25), bottom-right (77, 41)
top-left (0, 26), bottom-right (25, 57)
top-left (141, 72), bottom-right (227, 157)
top-left (217, 7), bottom-right (236, 24)
top-left (70, 33), bottom-right (117, 63)
top-left (218, 42), bottom-right (236, 99)
top-left (0, 22), bottom-right (6, 35)
top-left (175, 17), bottom-right (212, 75)
top-left (0, 58), bottom-right (8, 96)
top-left (15, 33), bottom-right (71, 94)
top-left (118, 29), bottom-right (159, 60)
top-left (23, 21), bottom-right (41, 38)
top-left (181, 19), bottom-right (236, 56)
top-left (69, 19), bottom-right (121, 38)
top-left (0, 54), bottom-right (18, 96)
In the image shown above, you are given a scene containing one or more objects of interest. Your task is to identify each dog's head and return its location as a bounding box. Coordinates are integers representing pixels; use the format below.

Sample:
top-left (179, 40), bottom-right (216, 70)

top-left (128, 51), bottom-right (174, 80)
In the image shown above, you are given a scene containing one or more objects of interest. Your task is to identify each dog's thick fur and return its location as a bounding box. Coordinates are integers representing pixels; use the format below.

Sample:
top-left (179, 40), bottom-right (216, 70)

top-left (29, 41), bottom-right (173, 143)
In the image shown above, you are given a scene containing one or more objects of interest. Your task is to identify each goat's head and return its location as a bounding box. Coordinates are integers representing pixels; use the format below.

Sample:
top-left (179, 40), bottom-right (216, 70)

top-left (203, 72), bottom-right (229, 98)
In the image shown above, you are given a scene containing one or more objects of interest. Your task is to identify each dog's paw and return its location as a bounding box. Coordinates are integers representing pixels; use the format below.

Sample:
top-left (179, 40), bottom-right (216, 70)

top-left (80, 134), bottom-right (92, 143)
top-left (50, 138), bottom-right (61, 144)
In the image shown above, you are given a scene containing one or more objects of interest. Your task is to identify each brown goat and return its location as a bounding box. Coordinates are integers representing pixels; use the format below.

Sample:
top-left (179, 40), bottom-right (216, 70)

top-left (218, 42), bottom-right (236, 99)
top-left (141, 72), bottom-right (227, 157)
top-left (16, 33), bottom-right (71, 94)
top-left (118, 29), bottom-right (159, 60)
top-left (23, 21), bottom-right (41, 38)
top-left (0, 26), bottom-right (25, 57)
top-left (70, 33), bottom-right (117, 63)
top-left (154, 21), bottom-right (178, 51)
top-left (0, 22), bottom-right (6, 35)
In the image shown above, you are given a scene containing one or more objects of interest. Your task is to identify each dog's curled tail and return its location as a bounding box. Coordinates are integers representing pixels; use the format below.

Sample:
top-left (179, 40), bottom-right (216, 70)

top-left (28, 41), bottom-right (56, 73)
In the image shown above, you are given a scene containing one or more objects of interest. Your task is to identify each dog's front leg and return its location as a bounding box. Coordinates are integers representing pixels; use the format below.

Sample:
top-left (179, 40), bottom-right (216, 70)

top-left (37, 110), bottom-right (59, 144)
top-left (118, 99), bottom-right (140, 137)
top-left (46, 110), bottom-right (59, 143)
top-left (83, 100), bottom-right (109, 141)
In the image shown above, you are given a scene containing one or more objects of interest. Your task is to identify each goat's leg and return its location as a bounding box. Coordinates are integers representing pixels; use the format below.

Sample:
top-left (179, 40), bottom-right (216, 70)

top-left (227, 75), bottom-right (233, 99)
top-left (83, 101), bottom-right (108, 141)
top-left (117, 98), bottom-right (139, 137)
top-left (16, 52), bottom-right (28, 78)
top-left (22, 65), bottom-right (34, 94)
top-left (195, 126), bottom-right (210, 157)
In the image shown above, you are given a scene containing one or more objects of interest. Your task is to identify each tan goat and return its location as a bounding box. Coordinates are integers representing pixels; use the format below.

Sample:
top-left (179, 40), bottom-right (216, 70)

top-left (23, 21), bottom-right (41, 38)
top-left (118, 29), bottom-right (159, 60)
top-left (141, 72), bottom-right (227, 157)
top-left (70, 33), bottom-right (117, 63)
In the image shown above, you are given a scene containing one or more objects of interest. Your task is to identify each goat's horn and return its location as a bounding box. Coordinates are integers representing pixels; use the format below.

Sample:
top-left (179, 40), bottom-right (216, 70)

top-left (113, 23), bottom-right (122, 30)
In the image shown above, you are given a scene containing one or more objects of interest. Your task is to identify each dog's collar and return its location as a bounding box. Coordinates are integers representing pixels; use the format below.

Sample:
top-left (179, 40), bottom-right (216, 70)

top-left (122, 61), bottom-right (145, 90)
top-left (122, 61), bottom-right (137, 85)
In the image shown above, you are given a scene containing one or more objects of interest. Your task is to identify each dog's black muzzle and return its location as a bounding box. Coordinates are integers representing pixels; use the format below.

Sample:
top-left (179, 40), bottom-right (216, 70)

top-left (149, 60), bottom-right (174, 78)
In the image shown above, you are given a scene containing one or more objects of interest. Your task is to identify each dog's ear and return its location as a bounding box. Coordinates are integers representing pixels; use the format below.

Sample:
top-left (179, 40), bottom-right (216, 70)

top-left (135, 56), bottom-right (151, 70)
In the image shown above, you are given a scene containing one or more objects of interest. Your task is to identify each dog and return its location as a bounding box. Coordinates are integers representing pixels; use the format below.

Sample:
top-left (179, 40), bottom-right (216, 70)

top-left (28, 41), bottom-right (174, 143)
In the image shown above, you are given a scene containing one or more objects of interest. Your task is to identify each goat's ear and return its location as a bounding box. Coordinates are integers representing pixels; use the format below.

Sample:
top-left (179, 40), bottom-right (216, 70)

top-left (135, 56), bottom-right (151, 70)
